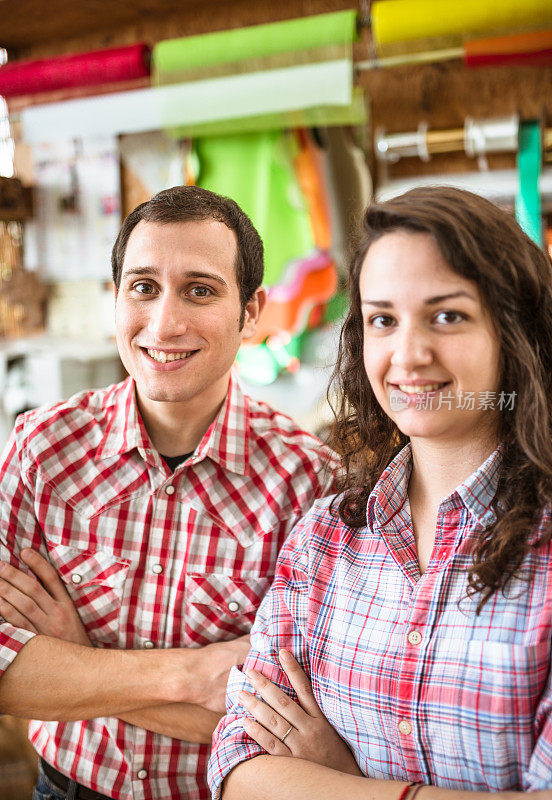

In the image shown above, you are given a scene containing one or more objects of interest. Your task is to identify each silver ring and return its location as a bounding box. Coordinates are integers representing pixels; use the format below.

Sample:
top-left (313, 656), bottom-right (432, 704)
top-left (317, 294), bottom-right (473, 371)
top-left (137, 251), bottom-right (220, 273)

top-left (280, 724), bottom-right (293, 743)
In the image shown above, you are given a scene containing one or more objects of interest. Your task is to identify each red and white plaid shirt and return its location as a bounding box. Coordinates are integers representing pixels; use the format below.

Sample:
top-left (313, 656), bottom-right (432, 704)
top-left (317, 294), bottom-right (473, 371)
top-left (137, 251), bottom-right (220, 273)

top-left (0, 374), bottom-right (336, 800)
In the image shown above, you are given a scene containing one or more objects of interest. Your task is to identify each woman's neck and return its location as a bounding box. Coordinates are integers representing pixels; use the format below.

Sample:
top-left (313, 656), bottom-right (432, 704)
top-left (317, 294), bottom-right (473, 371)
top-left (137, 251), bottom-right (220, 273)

top-left (408, 433), bottom-right (498, 511)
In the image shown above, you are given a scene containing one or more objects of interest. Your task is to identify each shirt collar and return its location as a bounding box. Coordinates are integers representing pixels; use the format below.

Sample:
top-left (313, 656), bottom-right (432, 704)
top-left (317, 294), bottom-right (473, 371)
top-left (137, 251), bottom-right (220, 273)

top-left (96, 373), bottom-right (250, 475)
top-left (96, 377), bottom-right (152, 460)
top-left (368, 444), bottom-right (412, 528)
top-left (193, 372), bottom-right (249, 476)
top-left (368, 443), bottom-right (502, 529)
top-left (453, 445), bottom-right (501, 527)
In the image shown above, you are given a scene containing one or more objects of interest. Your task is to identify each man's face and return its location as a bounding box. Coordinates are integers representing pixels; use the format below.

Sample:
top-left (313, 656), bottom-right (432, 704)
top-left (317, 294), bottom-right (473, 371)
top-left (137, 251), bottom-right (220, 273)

top-left (115, 218), bottom-right (263, 418)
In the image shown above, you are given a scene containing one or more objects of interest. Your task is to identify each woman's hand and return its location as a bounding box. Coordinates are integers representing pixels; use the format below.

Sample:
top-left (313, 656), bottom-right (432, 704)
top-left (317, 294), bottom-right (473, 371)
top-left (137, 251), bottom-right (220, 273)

top-left (238, 649), bottom-right (363, 777)
top-left (0, 549), bottom-right (92, 647)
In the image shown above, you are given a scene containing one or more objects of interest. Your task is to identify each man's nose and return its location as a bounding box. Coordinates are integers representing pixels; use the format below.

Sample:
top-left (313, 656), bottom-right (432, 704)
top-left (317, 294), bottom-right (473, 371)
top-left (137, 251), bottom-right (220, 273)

top-left (390, 324), bottom-right (433, 371)
top-left (147, 293), bottom-right (186, 340)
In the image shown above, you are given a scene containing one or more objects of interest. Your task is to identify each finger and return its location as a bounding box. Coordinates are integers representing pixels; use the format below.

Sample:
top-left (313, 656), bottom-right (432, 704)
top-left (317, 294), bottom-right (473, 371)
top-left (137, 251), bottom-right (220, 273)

top-left (241, 716), bottom-right (291, 757)
top-left (0, 560), bottom-right (54, 610)
top-left (244, 668), bottom-right (307, 730)
top-left (238, 689), bottom-right (294, 744)
top-left (20, 549), bottom-right (69, 603)
top-left (278, 649), bottom-right (321, 717)
top-left (0, 596), bottom-right (39, 633)
top-left (0, 576), bottom-right (50, 627)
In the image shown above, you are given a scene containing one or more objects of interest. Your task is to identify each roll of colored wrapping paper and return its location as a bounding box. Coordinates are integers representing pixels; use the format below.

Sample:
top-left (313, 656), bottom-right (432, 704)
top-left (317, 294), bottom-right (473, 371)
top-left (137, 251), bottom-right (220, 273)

top-left (464, 29), bottom-right (552, 68)
top-left (153, 10), bottom-right (358, 83)
top-left (249, 253), bottom-right (338, 345)
top-left (167, 86), bottom-right (366, 140)
top-left (0, 44), bottom-right (150, 98)
top-left (196, 131), bottom-right (314, 286)
top-left (516, 120), bottom-right (543, 247)
top-left (371, 0), bottom-right (552, 48)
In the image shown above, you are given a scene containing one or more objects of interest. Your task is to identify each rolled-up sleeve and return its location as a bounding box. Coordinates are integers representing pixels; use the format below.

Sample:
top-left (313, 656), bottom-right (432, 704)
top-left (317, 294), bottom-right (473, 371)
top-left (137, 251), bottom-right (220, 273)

top-left (207, 512), bottom-right (313, 799)
top-left (0, 431), bottom-right (41, 675)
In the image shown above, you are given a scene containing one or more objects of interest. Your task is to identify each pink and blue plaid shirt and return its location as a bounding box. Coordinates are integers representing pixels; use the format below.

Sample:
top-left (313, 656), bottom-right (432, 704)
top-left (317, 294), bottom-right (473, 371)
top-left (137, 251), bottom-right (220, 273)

top-left (208, 445), bottom-right (552, 796)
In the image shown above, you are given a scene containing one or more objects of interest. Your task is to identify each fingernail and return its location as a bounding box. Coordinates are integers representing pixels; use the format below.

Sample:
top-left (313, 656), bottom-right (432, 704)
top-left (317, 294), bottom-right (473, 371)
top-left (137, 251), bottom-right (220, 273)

top-left (242, 717), bottom-right (252, 730)
top-left (0, 563), bottom-right (4, 573)
top-left (279, 649), bottom-right (292, 663)
top-left (238, 690), bottom-right (249, 703)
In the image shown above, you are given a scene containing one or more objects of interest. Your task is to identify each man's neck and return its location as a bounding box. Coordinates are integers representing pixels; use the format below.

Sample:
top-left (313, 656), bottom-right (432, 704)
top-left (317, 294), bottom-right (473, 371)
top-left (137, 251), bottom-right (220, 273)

top-left (136, 385), bottom-right (229, 457)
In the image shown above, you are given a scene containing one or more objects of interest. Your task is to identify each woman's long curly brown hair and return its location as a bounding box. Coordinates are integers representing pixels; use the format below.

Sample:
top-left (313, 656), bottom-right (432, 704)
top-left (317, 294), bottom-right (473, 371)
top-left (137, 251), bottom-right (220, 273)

top-left (328, 186), bottom-right (552, 612)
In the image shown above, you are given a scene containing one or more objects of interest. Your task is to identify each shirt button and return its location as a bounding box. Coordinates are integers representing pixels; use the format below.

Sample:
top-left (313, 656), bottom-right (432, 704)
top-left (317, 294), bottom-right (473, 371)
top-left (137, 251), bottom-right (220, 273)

top-left (164, 485), bottom-right (175, 495)
top-left (228, 601), bottom-right (241, 613)
top-left (407, 630), bottom-right (422, 646)
top-left (137, 769), bottom-right (148, 780)
top-left (152, 564), bottom-right (163, 575)
top-left (71, 573), bottom-right (82, 584)
top-left (398, 719), bottom-right (412, 736)
top-left (143, 640), bottom-right (155, 649)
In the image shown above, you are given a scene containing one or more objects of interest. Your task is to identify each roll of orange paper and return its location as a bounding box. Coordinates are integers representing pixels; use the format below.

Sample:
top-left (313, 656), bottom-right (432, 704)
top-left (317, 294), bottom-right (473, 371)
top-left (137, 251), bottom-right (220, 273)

top-left (464, 29), bottom-right (552, 67)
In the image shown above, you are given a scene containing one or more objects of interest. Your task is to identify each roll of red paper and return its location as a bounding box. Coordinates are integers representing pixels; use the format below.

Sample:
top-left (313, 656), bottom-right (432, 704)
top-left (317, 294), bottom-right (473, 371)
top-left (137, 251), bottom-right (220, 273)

top-left (464, 29), bottom-right (552, 68)
top-left (0, 43), bottom-right (151, 98)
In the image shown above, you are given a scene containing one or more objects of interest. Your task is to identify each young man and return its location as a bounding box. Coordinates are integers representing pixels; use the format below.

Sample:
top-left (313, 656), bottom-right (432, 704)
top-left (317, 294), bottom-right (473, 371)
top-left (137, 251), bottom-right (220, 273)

top-left (0, 186), bottom-right (336, 800)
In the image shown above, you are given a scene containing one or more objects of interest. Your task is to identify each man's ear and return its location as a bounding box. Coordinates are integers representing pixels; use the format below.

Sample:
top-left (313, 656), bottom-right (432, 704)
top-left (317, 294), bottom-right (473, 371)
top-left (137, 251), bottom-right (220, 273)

top-left (241, 287), bottom-right (267, 340)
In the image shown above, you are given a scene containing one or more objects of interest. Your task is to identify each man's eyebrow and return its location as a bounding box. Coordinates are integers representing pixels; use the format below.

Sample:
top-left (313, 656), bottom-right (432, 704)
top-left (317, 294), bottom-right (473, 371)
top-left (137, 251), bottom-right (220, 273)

top-left (361, 290), bottom-right (476, 307)
top-left (121, 267), bottom-right (229, 288)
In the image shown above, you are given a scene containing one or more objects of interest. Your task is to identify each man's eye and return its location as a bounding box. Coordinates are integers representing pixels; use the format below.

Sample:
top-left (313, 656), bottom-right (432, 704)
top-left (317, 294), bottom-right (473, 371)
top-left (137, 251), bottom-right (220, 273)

top-left (133, 282), bottom-right (156, 295)
top-left (369, 314), bottom-right (394, 329)
top-left (189, 286), bottom-right (212, 298)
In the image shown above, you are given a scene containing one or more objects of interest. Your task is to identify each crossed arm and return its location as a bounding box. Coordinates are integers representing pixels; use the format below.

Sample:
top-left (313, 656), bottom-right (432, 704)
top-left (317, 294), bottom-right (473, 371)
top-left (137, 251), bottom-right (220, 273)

top-left (218, 651), bottom-right (552, 800)
top-left (0, 549), bottom-right (249, 742)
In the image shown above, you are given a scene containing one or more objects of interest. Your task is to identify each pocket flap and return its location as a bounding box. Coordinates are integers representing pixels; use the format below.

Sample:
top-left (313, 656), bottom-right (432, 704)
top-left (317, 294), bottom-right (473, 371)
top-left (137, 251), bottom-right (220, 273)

top-left (46, 542), bottom-right (130, 590)
top-left (185, 573), bottom-right (273, 616)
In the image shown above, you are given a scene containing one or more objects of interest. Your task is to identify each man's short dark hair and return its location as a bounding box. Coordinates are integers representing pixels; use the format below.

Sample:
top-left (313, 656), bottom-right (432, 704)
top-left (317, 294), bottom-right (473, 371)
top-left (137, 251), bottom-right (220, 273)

top-left (112, 186), bottom-right (264, 313)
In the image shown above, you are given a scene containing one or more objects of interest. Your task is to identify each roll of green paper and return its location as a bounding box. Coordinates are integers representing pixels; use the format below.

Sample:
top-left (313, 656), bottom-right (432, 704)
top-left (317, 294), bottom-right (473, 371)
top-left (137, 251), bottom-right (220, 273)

top-left (516, 120), bottom-right (543, 247)
top-left (196, 131), bottom-right (314, 286)
top-left (153, 10), bottom-right (358, 81)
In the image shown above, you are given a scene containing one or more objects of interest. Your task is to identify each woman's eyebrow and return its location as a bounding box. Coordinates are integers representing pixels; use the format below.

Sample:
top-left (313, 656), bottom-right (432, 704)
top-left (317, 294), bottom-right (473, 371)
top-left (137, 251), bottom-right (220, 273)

top-left (361, 290), bottom-right (476, 307)
top-left (425, 290), bottom-right (476, 304)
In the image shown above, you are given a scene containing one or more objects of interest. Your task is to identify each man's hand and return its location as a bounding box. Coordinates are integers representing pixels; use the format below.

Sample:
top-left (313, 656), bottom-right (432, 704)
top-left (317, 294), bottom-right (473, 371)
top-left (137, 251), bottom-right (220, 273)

top-left (0, 549), bottom-right (92, 647)
top-left (237, 649), bottom-right (363, 776)
top-left (185, 635), bottom-right (252, 713)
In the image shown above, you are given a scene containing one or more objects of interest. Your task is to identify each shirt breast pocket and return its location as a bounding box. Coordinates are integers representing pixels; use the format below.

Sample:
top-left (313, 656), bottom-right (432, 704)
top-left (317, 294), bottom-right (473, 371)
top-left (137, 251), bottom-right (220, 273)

top-left (184, 572), bottom-right (273, 645)
top-left (46, 541), bottom-right (130, 646)
top-left (425, 637), bottom-right (550, 788)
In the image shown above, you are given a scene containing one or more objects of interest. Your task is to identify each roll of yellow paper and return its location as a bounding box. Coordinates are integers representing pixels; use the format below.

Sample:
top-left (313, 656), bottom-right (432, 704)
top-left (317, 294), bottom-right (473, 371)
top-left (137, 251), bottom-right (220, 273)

top-left (372, 0), bottom-right (552, 47)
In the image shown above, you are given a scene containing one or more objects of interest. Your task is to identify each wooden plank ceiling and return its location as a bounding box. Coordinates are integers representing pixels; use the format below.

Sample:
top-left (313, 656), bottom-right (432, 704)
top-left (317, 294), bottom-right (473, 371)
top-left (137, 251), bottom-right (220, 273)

top-left (0, 0), bottom-right (220, 54)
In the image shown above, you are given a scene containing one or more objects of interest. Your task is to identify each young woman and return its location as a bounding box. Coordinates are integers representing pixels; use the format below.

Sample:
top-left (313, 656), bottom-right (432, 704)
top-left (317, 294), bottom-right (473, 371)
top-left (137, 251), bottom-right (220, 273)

top-left (208, 186), bottom-right (552, 800)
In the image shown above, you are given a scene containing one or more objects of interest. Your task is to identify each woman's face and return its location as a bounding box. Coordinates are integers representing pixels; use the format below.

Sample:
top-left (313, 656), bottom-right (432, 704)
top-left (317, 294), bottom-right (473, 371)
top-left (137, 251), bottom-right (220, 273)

top-left (360, 229), bottom-right (502, 449)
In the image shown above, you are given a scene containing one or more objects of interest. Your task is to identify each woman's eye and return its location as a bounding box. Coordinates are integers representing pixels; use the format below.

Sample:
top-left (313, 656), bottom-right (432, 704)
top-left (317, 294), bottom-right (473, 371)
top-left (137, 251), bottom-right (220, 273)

top-left (369, 314), bottom-right (395, 329)
top-left (434, 310), bottom-right (466, 324)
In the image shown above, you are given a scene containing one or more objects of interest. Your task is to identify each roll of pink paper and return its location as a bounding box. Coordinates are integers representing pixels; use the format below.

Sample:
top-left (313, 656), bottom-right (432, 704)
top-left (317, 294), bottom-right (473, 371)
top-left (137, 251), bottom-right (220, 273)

top-left (0, 43), bottom-right (151, 98)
